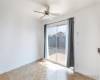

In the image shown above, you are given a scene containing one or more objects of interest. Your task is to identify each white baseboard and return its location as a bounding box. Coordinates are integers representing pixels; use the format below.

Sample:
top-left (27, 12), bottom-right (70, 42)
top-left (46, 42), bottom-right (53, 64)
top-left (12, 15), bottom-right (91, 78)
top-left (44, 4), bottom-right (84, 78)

top-left (0, 58), bottom-right (43, 75)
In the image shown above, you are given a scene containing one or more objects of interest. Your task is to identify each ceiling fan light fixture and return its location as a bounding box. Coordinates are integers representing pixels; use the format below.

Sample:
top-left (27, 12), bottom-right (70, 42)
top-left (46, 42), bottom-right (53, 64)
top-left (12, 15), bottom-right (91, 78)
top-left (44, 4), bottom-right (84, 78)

top-left (45, 11), bottom-right (49, 15)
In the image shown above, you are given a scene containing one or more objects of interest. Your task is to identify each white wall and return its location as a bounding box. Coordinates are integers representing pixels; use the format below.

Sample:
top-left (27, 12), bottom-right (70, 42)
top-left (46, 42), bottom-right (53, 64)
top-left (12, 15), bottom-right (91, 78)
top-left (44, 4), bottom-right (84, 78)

top-left (95, 4), bottom-right (100, 79)
top-left (0, 0), bottom-right (44, 74)
top-left (74, 4), bottom-right (100, 79)
top-left (44, 3), bottom-right (100, 80)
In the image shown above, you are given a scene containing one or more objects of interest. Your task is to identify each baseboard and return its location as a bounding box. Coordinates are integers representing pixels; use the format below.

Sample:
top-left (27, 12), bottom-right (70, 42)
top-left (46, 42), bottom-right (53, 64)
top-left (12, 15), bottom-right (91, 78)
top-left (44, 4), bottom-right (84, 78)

top-left (75, 72), bottom-right (96, 80)
top-left (0, 58), bottom-right (43, 75)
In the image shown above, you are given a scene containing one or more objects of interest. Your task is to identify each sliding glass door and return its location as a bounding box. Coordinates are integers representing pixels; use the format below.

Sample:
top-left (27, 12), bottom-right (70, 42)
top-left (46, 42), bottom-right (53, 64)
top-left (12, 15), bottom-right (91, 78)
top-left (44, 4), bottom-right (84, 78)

top-left (45, 21), bottom-right (69, 66)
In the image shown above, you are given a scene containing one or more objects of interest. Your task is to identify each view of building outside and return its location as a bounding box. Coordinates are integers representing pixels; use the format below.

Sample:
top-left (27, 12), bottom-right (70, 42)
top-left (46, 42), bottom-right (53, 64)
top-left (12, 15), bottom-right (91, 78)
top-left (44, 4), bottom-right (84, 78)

top-left (46, 25), bottom-right (68, 66)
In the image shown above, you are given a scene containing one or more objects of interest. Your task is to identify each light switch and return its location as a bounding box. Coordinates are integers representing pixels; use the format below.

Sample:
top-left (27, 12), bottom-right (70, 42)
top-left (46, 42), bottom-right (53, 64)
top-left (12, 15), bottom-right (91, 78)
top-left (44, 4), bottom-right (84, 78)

top-left (98, 48), bottom-right (100, 54)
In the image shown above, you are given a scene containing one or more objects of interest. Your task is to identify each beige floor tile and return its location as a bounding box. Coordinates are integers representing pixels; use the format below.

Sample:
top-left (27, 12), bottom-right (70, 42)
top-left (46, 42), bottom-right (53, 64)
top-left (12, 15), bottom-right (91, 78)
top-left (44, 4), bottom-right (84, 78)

top-left (0, 60), bottom-right (95, 80)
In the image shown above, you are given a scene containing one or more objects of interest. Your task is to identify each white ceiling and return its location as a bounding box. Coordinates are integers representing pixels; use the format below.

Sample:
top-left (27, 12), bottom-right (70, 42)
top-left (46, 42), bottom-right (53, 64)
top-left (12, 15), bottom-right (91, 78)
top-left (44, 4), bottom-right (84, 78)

top-left (48, 0), bottom-right (97, 14)
top-left (32, 0), bottom-right (100, 19)
top-left (1, 0), bottom-right (98, 19)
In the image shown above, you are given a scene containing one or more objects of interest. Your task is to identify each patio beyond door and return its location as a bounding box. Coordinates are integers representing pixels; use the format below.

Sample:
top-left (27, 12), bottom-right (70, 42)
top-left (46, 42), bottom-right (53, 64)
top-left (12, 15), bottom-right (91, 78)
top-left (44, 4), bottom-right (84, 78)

top-left (45, 21), bottom-right (69, 66)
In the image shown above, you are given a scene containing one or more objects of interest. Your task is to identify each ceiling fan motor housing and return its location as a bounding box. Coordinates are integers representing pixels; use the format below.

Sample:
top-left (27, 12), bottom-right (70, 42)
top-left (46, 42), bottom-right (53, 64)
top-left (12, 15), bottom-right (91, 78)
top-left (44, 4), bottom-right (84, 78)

top-left (45, 11), bottom-right (49, 15)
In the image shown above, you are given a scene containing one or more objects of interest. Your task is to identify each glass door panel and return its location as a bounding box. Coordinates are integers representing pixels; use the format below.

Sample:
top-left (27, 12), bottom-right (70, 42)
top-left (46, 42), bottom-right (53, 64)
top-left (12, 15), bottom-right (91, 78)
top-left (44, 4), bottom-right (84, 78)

top-left (56, 25), bottom-right (69, 66)
top-left (45, 21), bottom-right (69, 66)
top-left (46, 26), bottom-right (57, 62)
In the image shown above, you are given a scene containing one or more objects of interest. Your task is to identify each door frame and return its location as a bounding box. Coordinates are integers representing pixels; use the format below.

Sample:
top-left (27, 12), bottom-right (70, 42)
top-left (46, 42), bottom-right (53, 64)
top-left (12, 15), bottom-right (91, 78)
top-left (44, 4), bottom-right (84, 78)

top-left (44, 18), bottom-right (74, 67)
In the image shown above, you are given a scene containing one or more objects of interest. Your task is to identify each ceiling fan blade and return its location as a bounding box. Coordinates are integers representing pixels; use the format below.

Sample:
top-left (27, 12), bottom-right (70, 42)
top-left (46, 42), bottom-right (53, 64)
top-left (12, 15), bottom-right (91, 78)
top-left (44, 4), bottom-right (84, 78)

top-left (33, 0), bottom-right (49, 8)
top-left (47, 5), bottom-right (50, 11)
top-left (50, 13), bottom-right (61, 16)
top-left (40, 14), bottom-right (46, 19)
top-left (33, 0), bottom-right (45, 6)
top-left (34, 11), bottom-right (44, 14)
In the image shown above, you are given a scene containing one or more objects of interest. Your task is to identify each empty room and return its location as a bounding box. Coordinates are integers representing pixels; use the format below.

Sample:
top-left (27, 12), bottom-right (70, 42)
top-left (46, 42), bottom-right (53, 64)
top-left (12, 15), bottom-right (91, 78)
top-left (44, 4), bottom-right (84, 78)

top-left (0, 0), bottom-right (100, 80)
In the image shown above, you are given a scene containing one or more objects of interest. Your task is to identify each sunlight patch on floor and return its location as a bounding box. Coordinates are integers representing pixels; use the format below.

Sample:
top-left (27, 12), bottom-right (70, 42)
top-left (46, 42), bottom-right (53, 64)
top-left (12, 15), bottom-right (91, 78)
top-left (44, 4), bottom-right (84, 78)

top-left (39, 60), bottom-right (73, 74)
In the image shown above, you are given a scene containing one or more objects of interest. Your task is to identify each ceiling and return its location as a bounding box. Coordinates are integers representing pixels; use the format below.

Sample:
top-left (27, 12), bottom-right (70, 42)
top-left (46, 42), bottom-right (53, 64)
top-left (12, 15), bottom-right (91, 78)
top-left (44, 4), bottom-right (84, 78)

top-left (32, 0), bottom-right (100, 19)
top-left (1, 0), bottom-right (98, 19)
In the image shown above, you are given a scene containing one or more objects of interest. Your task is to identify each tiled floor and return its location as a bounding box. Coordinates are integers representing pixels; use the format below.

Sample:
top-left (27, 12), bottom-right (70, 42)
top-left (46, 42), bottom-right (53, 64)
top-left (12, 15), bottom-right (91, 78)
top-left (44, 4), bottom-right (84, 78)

top-left (48, 53), bottom-right (66, 66)
top-left (0, 60), bottom-right (95, 80)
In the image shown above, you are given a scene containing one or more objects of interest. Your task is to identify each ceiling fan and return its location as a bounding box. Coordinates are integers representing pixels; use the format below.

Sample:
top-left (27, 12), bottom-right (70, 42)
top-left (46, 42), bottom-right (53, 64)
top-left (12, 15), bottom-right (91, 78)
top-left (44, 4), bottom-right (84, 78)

top-left (33, 3), bottom-right (61, 19)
